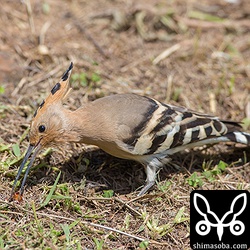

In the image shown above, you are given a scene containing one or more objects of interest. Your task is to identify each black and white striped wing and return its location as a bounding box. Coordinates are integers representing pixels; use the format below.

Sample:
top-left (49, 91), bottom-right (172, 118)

top-left (121, 97), bottom-right (250, 157)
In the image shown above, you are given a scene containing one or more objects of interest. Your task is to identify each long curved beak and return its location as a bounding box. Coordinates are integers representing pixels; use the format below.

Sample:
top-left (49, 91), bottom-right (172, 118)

top-left (10, 143), bottom-right (41, 200)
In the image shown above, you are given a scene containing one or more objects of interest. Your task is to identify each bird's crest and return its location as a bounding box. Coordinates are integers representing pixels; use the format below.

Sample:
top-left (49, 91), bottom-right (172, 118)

top-left (33, 62), bottom-right (73, 118)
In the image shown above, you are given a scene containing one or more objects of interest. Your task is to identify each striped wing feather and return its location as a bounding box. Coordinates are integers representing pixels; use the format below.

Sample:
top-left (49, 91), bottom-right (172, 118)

top-left (121, 96), bottom-right (242, 156)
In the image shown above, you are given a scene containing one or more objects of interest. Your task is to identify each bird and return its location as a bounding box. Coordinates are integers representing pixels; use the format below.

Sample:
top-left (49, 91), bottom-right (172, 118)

top-left (10, 62), bottom-right (250, 199)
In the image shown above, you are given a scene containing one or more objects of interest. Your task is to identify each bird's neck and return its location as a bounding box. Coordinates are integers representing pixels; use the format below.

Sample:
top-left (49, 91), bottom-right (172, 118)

top-left (64, 104), bottom-right (111, 146)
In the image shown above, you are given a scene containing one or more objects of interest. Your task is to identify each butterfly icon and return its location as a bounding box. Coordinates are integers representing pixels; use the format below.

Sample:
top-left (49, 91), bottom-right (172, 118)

top-left (193, 193), bottom-right (247, 241)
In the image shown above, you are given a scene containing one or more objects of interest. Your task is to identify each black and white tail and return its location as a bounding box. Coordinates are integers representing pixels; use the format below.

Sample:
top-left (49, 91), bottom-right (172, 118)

top-left (122, 96), bottom-right (250, 157)
top-left (224, 131), bottom-right (250, 145)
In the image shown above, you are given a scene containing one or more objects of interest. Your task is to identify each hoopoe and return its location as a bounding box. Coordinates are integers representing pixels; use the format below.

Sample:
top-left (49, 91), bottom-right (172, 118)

top-left (11, 62), bottom-right (250, 199)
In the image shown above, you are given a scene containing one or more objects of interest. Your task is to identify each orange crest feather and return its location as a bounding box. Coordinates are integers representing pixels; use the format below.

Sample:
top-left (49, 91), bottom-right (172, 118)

top-left (33, 62), bottom-right (73, 118)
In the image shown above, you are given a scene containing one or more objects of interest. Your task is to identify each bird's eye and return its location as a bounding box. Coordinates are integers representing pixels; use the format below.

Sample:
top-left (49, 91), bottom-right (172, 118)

top-left (38, 125), bottom-right (46, 133)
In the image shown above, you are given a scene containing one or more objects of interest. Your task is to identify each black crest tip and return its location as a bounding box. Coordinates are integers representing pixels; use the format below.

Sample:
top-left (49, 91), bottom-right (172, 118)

top-left (51, 82), bottom-right (61, 95)
top-left (61, 62), bottom-right (73, 81)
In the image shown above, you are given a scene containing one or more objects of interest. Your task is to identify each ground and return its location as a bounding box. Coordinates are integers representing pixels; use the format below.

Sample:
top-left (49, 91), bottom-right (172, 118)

top-left (0, 0), bottom-right (249, 249)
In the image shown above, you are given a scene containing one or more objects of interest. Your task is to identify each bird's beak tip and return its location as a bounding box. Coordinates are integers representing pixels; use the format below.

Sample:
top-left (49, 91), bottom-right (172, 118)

top-left (10, 143), bottom-right (41, 201)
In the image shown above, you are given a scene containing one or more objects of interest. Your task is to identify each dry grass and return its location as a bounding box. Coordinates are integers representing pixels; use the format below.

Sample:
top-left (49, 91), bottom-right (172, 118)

top-left (0, 0), bottom-right (250, 249)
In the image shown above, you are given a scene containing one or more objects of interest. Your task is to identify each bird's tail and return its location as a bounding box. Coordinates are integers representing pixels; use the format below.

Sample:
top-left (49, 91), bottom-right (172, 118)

top-left (224, 131), bottom-right (250, 145)
top-left (165, 131), bottom-right (250, 156)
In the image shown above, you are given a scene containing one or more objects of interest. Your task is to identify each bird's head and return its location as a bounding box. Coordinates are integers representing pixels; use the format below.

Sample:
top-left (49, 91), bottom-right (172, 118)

top-left (10, 62), bottom-right (74, 200)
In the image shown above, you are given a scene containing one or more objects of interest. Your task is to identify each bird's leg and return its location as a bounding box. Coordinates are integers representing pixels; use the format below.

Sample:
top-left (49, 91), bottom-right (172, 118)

top-left (138, 157), bottom-right (167, 196)
top-left (138, 163), bottom-right (157, 196)
top-left (138, 156), bottom-right (171, 196)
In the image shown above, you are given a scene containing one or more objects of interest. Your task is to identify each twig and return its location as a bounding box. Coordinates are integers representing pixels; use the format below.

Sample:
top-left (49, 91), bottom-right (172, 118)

top-left (0, 210), bottom-right (23, 216)
top-left (165, 73), bottom-right (174, 103)
top-left (83, 196), bottom-right (142, 217)
top-left (11, 65), bottom-right (62, 95)
top-left (114, 197), bottom-right (142, 217)
top-left (153, 43), bottom-right (180, 65)
top-left (24, 0), bottom-right (35, 34)
top-left (0, 200), bottom-right (146, 242)
top-left (39, 21), bottom-right (51, 45)
top-left (120, 56), bottom-right (149, 72)
top-left (176, 16), bottom-right (250, 29)
top-left (74, 21), bottom-right (109, 59)
top-left (84, 221), bottom-right (146, 242)
top-left (209, 92), bottom-right (217, 114)
top-left (1, 199), bottom-right (171, 245)
top-left (28, 65), bottom-right (62, 87)
top-left (11, 78), bottom-right (27, 97)
top-left (125, 192), bottom-right (166, 205)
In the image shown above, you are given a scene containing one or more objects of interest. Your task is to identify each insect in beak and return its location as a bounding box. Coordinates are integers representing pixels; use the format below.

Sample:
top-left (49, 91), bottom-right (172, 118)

top-left (10, 143), bottom-right (41, 201)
